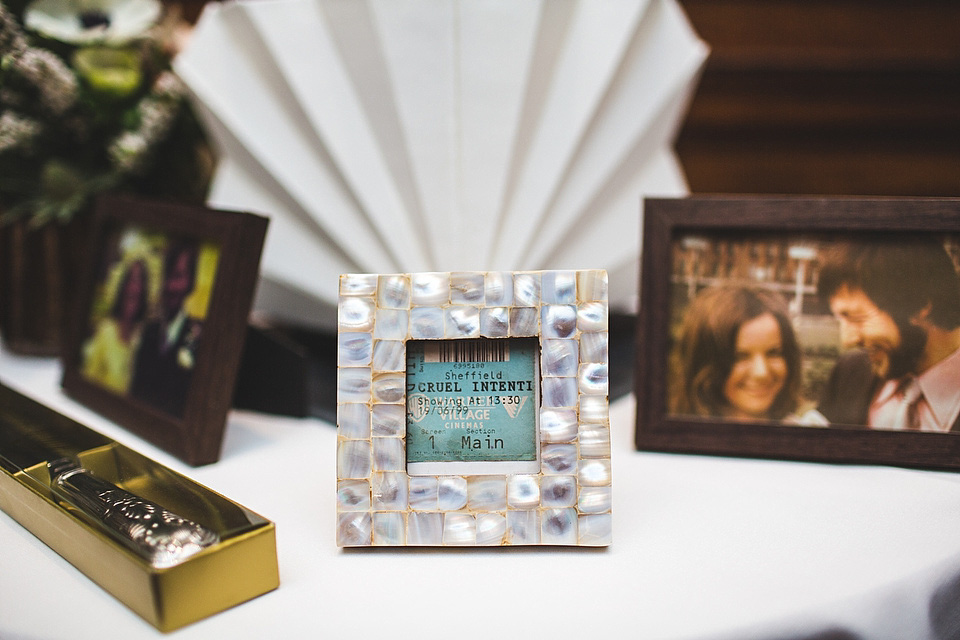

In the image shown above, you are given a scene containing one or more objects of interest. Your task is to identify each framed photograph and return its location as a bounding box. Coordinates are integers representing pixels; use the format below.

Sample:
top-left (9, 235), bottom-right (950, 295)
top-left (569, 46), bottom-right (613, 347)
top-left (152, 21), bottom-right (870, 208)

top-left (336, 270), bottom-right (612, 547)
top-left (635, 196), bottom-right (960, 471)
top-left (62, 195), bottom-right (268, 466)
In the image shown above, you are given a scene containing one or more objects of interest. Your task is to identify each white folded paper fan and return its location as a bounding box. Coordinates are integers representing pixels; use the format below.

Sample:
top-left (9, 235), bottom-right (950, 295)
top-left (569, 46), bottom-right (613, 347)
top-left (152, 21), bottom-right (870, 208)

top-left (174, 0), bottom-right (707, 327)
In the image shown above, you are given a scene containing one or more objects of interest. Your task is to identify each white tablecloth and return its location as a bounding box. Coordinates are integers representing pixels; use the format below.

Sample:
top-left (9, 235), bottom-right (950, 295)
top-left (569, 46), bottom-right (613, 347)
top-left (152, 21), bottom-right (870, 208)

top-left (2, 345), bottom-right (960, 640)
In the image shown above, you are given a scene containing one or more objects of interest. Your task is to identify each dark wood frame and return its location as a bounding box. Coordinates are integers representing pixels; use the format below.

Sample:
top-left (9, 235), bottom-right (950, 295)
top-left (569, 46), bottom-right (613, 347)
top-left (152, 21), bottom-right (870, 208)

top-left (62, 195), bottom-right (268, 466)
top-left (635, 195), bottom-right (960, 471)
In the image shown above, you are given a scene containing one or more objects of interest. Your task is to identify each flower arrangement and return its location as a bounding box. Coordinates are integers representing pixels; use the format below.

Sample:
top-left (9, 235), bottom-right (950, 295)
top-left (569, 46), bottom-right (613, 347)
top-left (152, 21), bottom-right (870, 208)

top-left (0, 0), bottom-right (211, 226)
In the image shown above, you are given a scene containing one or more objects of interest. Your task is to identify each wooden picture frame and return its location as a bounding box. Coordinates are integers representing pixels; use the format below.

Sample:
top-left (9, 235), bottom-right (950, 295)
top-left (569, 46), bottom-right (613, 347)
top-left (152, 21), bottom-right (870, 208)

top-left (635, 196), bottom-right (960, 471)
top-left (336, 270), bottom-right (612, 547)
top-left (62, 195), bottom-right (268, 465)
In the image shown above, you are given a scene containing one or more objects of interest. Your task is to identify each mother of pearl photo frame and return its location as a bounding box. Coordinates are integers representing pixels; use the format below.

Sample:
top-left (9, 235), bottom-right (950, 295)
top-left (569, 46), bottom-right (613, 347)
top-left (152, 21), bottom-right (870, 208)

top-left (336, 270), bottom-right (611, 547)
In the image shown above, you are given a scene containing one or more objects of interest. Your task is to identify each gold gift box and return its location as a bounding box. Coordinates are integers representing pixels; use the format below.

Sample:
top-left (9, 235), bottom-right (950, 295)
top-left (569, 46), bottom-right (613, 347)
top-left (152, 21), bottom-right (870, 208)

top-left (0, 385), bottom-right (279, 632)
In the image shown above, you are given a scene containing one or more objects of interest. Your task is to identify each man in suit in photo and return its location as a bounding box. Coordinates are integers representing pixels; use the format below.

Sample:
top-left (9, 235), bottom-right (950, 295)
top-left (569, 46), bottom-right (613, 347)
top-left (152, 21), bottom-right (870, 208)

top-left (129, 240), bottom-right (202, 418)
top-left (817, 237), bottom-right (960, 432)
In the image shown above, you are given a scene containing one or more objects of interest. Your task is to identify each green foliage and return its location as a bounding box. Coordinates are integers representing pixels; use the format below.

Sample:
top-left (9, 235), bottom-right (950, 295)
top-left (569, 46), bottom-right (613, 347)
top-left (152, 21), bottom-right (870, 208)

top-left (0, 0), bottom-right (211, 227)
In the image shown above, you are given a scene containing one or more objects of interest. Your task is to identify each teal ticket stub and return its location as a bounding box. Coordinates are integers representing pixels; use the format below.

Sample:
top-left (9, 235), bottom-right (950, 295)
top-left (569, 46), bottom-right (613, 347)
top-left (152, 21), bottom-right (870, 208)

top-left (406, 338), bottom-right (539, 463)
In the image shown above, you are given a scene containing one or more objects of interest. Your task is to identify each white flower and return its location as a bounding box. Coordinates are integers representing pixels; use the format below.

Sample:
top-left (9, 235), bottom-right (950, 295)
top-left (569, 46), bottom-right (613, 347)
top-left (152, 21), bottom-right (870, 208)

top-left (109, 130), bottom-right (148, 172)
top-left (107, 71), bottom-right (183, 173)
top-left (0, 112), bottom-right (41, 153)
top-left (24, 0), bottom-right (162, 45)
top-left (7, 48), bottom-right (79, 114)
top-left (0, 4), bottom-right (28, 54)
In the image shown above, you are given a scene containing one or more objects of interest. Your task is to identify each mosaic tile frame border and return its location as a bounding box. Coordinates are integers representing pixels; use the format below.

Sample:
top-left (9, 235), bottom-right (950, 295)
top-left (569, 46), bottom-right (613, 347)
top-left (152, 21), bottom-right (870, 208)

top-left (336, 270), bottom-right (611, 547)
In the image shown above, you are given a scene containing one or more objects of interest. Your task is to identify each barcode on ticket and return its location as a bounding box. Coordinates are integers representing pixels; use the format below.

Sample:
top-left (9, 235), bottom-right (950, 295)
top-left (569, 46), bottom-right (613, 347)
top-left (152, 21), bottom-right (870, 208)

top-left (423, 340), bottom-right (509, 363)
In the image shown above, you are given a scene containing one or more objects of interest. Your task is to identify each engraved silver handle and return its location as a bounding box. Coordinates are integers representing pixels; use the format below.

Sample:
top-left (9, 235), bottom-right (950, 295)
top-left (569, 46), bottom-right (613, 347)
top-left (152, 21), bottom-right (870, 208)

top-left (48, 458), bottom-right (220, 568)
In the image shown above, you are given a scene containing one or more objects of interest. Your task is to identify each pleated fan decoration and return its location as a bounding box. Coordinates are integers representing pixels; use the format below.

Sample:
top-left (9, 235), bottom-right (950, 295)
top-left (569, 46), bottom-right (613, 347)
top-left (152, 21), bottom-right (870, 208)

top-left (174, 0), bottom-right (708, 326)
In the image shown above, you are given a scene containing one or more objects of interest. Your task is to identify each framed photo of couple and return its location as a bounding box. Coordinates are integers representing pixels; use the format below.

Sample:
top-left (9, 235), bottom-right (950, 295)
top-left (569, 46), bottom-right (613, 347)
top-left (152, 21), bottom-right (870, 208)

top-left (635, 196), bottom-right (960, 471)
top-left (61, 195), bottom-right (268, 466)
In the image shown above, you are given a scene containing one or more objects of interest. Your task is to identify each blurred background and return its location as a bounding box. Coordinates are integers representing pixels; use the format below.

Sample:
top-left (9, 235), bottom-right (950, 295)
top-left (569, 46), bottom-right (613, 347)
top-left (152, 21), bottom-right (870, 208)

top-left (167, 0), bottom-right (960, 198)
top-left (675, 0), bottom-right (960, 197)
top-left (3, 0), bottom-right (958, 366)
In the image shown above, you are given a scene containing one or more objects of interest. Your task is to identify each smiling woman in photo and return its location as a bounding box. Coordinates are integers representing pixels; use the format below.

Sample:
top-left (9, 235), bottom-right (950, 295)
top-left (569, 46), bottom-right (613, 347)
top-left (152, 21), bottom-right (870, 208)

top-left (670, 284), bottom-right (804, 422)
top-left (80, 258), bottom-right (149, 394)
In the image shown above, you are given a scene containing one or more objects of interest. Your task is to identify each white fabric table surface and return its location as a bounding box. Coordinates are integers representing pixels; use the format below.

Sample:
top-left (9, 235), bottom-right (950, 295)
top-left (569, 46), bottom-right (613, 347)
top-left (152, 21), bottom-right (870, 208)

top-left (2, 345), bottom-right (960, 640)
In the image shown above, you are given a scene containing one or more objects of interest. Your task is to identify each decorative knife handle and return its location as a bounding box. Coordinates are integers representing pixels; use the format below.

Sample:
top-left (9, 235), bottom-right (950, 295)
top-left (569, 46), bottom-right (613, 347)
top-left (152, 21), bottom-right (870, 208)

top-left (48, 458), bottom-right (219, 568)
